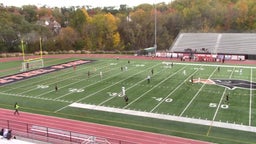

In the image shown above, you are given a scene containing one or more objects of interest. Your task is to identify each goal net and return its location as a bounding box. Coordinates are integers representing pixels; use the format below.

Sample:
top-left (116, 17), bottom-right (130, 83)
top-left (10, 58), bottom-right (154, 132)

top-left (20, 58), bottom-right (44, 72)
top-left (20, 38), bottom-right (44, 72)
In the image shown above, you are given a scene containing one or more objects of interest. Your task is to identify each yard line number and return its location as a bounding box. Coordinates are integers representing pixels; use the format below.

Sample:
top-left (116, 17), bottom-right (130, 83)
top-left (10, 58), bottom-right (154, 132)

top-left (134, 64), bottom-right (145, 67)
top-left (107, 92), bottom-right (124, 97)
top-left (110, 63), bottom-right (117, 65)
top-left (209, 103), bottom-right (229, 109)
top-left (37, 85), bottom-right (49, 89)
top-left (152, 97), bottom-right (173, 103)
top-left (69, 88), bottom-right (84, 93)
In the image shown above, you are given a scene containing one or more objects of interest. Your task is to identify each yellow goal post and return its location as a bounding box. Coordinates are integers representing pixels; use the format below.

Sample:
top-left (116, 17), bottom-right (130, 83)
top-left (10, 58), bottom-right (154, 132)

top-left (20, 38), bottom-right (44, 72)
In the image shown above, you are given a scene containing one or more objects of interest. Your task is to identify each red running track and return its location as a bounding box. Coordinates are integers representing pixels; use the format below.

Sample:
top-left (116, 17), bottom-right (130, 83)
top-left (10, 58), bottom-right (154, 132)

top-left (0, 108), bottom-right (211, 144)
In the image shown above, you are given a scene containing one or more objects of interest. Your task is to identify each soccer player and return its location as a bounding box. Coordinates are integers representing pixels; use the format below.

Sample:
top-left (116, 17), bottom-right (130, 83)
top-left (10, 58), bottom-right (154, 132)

top-left (100, 71), bottom-right (103, 79)
top-left (124, 95), bottom-right (129, 105)
top-left (87, 71), bottom-right (90, 78)
top-left (183, 69), bottom-right (186, 75)
top-left (225, 93), bottom-right (229, 104)
top-left (190, 76), bottom-right (193, 83)
top-left (151, 69), bottom-right (154, 75)
top-left (239, 69), bottom-right (242, 75)
top-left (14, 102), bottom-right (19, 115)
top-left (217, 67), bottom-right (220, 72)
top-left (122, 86), bottom-right (126, 96)
top-left (147, 75), bottom-right (151, 84)
top-left (55, 84), bottom-right (58, 92)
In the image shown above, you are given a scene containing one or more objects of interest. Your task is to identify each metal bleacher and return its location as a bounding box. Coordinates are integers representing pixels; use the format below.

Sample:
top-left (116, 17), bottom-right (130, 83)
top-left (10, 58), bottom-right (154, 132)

top-left (0, 118), bottom-right (132, 144)
top-left (170, 33), bottom-right (256, 55)
top-left (218, 33), bottom-right (256, 54)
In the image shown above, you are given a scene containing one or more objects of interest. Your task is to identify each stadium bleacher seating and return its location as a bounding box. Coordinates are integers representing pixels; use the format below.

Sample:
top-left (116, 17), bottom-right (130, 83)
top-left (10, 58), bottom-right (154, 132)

top-left (218, 33), bottom-right (256, 54)
top-left (171, 33), bottom-right (256, 55)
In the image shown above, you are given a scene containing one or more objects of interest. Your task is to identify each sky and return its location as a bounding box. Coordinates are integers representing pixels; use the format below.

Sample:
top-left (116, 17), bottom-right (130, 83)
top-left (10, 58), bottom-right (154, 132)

top-left (0, 0), bottom-right (173, 8)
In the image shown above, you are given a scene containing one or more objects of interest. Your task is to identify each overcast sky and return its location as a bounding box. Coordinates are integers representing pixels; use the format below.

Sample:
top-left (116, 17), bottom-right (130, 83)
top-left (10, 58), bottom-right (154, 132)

top-left (0, 0), bottom-right (173, 8)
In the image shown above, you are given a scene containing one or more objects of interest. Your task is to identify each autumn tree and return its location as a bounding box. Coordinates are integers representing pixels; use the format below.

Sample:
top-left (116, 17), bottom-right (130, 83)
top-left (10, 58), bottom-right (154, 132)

top-left (69, 9), bottom-right (87, 34)
top-left (21, 5), bottom-right (38, 23)
top-left (55, 26), bottom-right (78, 50)
top-left (2, 0), bottom-right (256, 53)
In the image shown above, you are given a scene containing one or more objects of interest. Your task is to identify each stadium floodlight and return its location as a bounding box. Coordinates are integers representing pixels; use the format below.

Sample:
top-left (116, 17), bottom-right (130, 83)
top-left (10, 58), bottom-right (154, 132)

top-left (154, 3), bottom-right (157, 53)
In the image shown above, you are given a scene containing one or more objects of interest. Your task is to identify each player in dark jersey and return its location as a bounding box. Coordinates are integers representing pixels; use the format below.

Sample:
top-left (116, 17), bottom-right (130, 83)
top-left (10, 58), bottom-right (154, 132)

top-left (55, 84), bottom-right (58, 92)
top-left (87, 71), bottom-right (90, 78)
top-left (225, 93), bottom-right (229, 104)
top-left (124, 95), bottom-right (129, 105)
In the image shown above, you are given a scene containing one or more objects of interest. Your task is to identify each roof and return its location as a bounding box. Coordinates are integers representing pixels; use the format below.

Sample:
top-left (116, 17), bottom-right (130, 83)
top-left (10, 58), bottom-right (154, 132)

top-left (144, 47), bottom-right (156, 52)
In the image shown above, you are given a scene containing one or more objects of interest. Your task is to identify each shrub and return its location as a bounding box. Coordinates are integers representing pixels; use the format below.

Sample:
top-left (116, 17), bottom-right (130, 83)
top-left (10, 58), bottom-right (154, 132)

top-left (0, 53), bottom-right (7, 58)
top-left (75, 50), bottom-right (81, 54)
top-left (43, 51), bottom-right (48, 55)
top-left (68, 50), bottom-right (75, 54)
top-left (15, 53), bottom-right (23, 57)
top-left (34, 51), bottom-right (41, 55)
top-left (7, 53), bottom-right (16, 57)
top-left (81, 50), bottom-right (91, 54)
top-left (48, 51), bottom-right (55, 54)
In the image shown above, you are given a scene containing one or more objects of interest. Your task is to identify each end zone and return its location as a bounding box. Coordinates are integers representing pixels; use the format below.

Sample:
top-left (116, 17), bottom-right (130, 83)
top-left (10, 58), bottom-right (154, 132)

top-left (0, 60), bottom-right (93, 86)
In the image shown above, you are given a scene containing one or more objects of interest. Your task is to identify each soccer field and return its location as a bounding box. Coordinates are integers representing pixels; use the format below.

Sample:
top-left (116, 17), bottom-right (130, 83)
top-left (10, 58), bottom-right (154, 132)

top-left (0, 56), bottom-right (256, 144)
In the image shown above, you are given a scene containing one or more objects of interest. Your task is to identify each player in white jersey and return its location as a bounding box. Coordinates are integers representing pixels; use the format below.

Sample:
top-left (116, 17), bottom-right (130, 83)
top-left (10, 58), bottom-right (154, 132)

top-left (122, 86), bottom-right (126, 96)
top-left (100, 71), bottom-right (102, 79)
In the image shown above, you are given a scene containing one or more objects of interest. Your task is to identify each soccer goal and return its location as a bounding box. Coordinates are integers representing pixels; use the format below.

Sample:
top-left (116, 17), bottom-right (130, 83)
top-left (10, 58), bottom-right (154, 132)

top-left (20, 58), bottom-right (44, 72)
top-left (20, 38), bottom-right (44, 72)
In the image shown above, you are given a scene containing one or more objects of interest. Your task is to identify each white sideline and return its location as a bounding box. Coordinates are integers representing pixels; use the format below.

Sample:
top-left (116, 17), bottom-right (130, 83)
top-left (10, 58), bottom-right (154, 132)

top-left (69, 103), bottom-right (256, 133)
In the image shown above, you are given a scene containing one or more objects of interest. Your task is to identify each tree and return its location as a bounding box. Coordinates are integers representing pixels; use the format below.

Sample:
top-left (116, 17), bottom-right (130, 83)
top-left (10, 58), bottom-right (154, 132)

top-left (69, 9), bottom-right (87, 34)
top-left (56, 26), bottom-right (78, 50)
top-left (2, 0), bottom-right (256, 53)
top-left (21, 5), bottom-right (38, 23)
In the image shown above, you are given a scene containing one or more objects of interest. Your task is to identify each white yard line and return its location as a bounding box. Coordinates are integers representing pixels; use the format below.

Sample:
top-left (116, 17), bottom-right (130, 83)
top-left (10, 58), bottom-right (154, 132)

top-left (212, 67), bottom-right (235, 121)
top-left (179, 66), bottom-right (217, 116)
top-left (150, 66), bottom-right (201, 112)
top-left (2, 60), bottom-right (104, 93)
top-left (171, 62), bottom-right (256, 69)
top-left (207, 67), bottom-right (235, 136)
top-left (123, 66), bottom-right (186, 109)
top-left (0, 91), bottom-right (72, 103)
top-left (98, 64), bottom-right (164, 106)
top-left (212, 89), bottom-right (227, 120)
top-left (38, 64), bottom-right (115, 98)
top-left (4, 61), bottom-right (105, 97)
top-left (249, 68), bottom-right (253, 126)
top-left (55, 62), bottom-right (144, 99)
top-left (55, 63), bottom-right (161, 113)
top-left (69, 103), bottom-right (256, 133)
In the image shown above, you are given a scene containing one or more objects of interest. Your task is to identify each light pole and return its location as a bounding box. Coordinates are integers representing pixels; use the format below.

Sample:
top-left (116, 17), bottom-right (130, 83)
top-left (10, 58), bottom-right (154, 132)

top-left (154, 4), bottom-right (157, 54)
